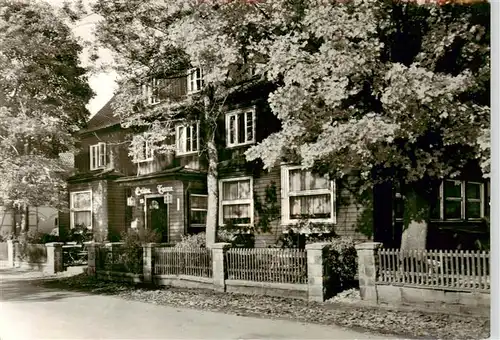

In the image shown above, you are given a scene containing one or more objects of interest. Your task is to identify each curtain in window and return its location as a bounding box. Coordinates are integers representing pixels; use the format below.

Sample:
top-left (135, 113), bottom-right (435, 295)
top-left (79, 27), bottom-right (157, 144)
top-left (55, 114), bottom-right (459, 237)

top-left (289, 169), bottom-right (329, 191)
top-left (74, 211), bottom-right (91, 228)
top-left (290, 194), bottom-right (331, 219)
top-left (222, 180), bottom-right (250, 200)
top-left (223, 204), bottom-right (250, 223)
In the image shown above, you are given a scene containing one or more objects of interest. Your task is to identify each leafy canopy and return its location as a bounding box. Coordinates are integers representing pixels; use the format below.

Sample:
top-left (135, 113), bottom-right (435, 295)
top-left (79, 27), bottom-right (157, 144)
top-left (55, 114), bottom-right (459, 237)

top-left (244, 0), bottom-right (490, 188)
top-left (0, 0), bottom-right (94, 208)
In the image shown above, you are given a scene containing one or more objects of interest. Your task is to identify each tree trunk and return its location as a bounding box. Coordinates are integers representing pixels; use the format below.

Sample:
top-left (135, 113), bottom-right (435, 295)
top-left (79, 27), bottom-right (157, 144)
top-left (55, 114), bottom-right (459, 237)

top-left (10, 206), bottom-right (17, 236)
top-left (22, 205), bottom-right (29, 233)
top-left (400, 185), bottom-right (430, 250)
top-left (205, 133), bottom-right (219, 247)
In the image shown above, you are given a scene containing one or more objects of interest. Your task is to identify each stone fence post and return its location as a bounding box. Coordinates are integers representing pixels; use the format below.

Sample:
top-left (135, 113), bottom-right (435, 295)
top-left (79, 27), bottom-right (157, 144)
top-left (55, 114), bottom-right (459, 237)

top-left (355, 242), bottom-right (383, 303)
top-left (7, 240), bottom-right (17, 268)
top-left (45, 242), bottom-right (64, 274)
top-left (85, 241), bottom-right (99, 276)
top-left (305, 242), bottom-right (330, 302)
top-left (211, 242), bottom-right (231, 292)
top-left (143, 243), bottom-right (159, 284)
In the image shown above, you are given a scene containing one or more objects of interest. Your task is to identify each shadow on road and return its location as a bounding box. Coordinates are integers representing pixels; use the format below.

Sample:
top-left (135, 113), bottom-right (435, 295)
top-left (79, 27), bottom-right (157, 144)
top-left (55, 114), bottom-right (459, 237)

top-left (0, 270), bottom-right (87, 303)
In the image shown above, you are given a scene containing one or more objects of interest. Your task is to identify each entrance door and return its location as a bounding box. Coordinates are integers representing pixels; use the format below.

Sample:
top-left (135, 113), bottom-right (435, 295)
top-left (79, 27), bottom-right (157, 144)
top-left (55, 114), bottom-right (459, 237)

top-left (146, 197), bottom-right (168, 242)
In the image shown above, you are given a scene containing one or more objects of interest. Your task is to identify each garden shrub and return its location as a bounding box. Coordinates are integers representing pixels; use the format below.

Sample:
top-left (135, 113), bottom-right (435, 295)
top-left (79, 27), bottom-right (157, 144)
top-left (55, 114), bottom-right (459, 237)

top-left (314, 236), bottom-right (358, 298)
top-left (174, 230), bottom-right (239, 248)
top-left (117, 229), bottom-right (162, 274)
top-left (15, 234), bottom-right (47, 263)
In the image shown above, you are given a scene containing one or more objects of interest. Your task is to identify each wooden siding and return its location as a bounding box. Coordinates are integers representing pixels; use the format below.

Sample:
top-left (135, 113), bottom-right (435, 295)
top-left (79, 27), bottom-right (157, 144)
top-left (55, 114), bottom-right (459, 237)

top-left (107, 181), bottom-right (127, 241)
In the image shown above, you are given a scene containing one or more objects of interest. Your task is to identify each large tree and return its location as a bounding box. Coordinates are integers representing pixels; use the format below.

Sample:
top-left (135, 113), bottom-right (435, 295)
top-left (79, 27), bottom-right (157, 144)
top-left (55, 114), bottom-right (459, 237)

top-left (245, 0), bottom-right (490, 226)
top-left (0, 0), bottom-right (94, 233)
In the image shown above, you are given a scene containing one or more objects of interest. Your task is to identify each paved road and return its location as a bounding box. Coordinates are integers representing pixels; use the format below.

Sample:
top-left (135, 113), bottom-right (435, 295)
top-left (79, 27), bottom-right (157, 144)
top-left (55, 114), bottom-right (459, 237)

top-left (0, 269), bottom-right (395, 339)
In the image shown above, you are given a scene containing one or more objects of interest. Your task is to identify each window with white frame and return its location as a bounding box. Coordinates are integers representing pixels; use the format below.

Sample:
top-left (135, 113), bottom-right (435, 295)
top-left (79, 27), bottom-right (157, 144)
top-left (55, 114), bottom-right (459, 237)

top-left (434, 180), bottom-right (485, 220)
top-left (226, 108), bottom-right (256, 147)
top-left (190, 194), bottom-right (208, 228)
top-left (132, 134), bottom-right (154, 163)
top-left (90, 142), bottom-right (106, 170)
top-left (176, 123), bottom-right (199, 155)
top-left (142, 78), bottom-right (162, 105)
top-left (219, 177), bottom-right (253, 226)
top-left (187, 68), bottom-right (204, 94)
top-left (281, 166), bottom-right (336, 224)
top-left (70, 191), bottom-right (92, 229)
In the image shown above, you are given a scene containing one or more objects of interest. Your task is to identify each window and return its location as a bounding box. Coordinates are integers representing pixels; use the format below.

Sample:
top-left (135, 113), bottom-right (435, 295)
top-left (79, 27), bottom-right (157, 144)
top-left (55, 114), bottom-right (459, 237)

top-left (70, 191), bottom-right (92, 229)
top-left (190, 194), bottom-right (208, 228)
top-left (187, 68), bottom-right (204, 94)
top-left (281, 165), bottom-right (336, 224)
top-left (434, 180), bottom-right (485, 220)
top-left (226, 108), bottom-right (256, 147)
top-left (90, 142), bottom-right (106, 170)
top-left (176, 123), bottom-right (199, 155)
top-left (219, 177), bottom-right (253, 226)
top-left (142, 78), bottom-right (162, 105)
top-left (133, 134), bottom-right (154, 163)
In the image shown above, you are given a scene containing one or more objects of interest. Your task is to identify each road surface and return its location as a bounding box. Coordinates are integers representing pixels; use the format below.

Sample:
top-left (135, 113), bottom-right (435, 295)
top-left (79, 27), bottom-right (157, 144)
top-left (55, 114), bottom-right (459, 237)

top-left (0, 269), bottom-right (395, 339)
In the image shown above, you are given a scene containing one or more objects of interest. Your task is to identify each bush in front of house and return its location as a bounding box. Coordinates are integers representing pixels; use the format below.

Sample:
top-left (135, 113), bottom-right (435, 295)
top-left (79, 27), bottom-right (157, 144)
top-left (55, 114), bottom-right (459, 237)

top-left (174, 230), bottom-right (243, 248)
top-left (115, 229), bottom-right (162, 274)
top-left (314, 236), bottom-right (358, 298)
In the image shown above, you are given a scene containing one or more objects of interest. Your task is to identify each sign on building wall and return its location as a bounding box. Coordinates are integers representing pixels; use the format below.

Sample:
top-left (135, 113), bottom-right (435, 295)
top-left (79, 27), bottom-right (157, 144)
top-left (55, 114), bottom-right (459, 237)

top-left (134, 185), bottom-right (174, 196)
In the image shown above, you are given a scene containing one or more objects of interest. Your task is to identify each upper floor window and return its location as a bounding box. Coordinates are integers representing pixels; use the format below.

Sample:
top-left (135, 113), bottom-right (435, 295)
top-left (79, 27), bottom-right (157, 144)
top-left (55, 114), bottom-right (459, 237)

top-left (176, 123), bottom-right (199, 155)
top-left (132, 134), bottom-right (154, 163)
top-left (281, 165), bottom-right (336, 224)
top-left (90, 142), bottom-right (106, 170)
top-left (143, 78), bottom-right (162, 105)
top-left (70, 190), bottom-right (92, 230)
top-left (219, 177), bottom-right (253, 226)
top-left (433, 180), bottom-right (485, 220)
top-left (187, 68), bottom-right (204, 94)
top-left (226, 108), bottom-right (256, 148)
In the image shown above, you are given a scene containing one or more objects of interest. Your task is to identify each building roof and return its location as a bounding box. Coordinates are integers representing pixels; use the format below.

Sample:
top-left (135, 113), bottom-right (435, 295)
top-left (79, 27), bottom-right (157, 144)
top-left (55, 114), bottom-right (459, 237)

top-left (82, 97), bottom-right (121, 133)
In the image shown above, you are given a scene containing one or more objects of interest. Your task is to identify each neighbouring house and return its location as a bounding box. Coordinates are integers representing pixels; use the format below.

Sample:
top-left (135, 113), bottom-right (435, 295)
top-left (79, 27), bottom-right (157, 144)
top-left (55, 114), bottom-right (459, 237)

top-left (0, 206), bottom-right (60, 238)
top-left (62, 69), bottom-right (490, 250)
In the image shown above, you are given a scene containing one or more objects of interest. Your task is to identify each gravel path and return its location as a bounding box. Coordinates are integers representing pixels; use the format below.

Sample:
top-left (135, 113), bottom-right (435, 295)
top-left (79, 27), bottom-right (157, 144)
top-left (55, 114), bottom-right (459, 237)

top-left (39, 274), bottom-right (490, 340)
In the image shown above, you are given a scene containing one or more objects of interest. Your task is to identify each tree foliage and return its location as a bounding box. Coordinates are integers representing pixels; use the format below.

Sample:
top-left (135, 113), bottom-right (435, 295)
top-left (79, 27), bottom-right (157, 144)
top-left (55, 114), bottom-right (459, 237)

top-left (244, 0), bottom-right (490, 191)
top-left (0, 0), bottom-right (94, 209)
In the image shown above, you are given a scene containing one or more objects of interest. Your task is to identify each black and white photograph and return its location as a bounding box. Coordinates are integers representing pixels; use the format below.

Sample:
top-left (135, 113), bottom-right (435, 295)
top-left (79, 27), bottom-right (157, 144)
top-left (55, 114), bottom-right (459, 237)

top-left (0, 0), bottom-right (497, 339)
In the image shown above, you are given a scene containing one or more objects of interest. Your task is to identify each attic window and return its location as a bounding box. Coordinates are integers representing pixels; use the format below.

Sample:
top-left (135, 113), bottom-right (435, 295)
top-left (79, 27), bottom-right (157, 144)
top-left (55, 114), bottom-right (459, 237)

top-left (90, 142), bottom-right (106, 170)
top-left (187, 68), bottom-right (204, 94)
top-left (142, 78), bottom-right (162, 105)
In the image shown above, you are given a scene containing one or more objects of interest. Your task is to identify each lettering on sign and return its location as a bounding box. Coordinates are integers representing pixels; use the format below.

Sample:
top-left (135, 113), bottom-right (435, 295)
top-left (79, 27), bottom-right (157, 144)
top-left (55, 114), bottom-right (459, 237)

top-left (135, 187), bottom-right (152, 196)
top-left (157, 185), bottom-right (174, 194)
top-left (164, 193), bottom-right (173, 204)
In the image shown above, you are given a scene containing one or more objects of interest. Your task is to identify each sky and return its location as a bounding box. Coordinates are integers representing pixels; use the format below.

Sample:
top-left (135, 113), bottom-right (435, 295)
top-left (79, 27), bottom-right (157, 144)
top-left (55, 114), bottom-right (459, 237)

top-left (49, 0), bottom-right (117, 117)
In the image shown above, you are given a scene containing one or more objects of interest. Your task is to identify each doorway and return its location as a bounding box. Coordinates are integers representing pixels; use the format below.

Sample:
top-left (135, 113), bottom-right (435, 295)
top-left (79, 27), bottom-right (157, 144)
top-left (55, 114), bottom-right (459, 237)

top-left (145, 196), bottom-right (168, 242)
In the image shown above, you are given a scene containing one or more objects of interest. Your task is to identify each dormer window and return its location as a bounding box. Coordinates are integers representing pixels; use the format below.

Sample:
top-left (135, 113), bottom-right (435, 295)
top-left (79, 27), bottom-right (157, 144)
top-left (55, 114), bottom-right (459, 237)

top-left (226, 108), bottom-right (256, 148)
top-left (90, 142), bottom-right (106, 170)
top-left (143, 78), bottom-right (162, 105)
top-left (187, 68), bottom-right (204, 94)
